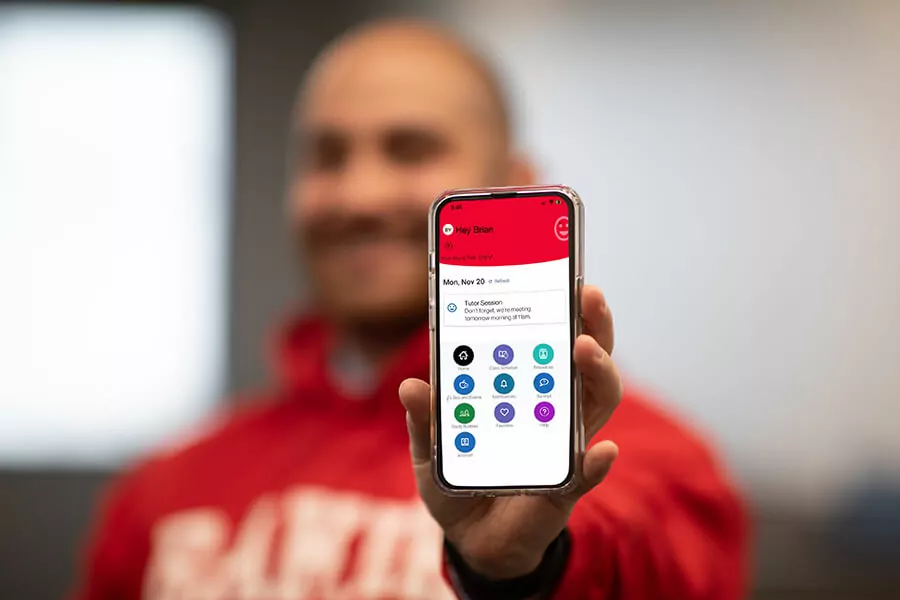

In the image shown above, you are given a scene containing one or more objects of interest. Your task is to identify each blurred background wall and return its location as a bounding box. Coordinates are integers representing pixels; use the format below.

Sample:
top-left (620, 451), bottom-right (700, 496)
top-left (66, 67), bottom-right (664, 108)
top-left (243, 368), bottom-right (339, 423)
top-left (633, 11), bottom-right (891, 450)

top-left (1, 1), bottom-right (898, 598)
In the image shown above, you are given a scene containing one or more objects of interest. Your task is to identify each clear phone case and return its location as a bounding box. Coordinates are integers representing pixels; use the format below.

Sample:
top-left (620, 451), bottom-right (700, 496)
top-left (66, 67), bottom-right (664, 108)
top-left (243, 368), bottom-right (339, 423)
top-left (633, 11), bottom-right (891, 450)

top-left (427, 185), bottom-right (585, 496)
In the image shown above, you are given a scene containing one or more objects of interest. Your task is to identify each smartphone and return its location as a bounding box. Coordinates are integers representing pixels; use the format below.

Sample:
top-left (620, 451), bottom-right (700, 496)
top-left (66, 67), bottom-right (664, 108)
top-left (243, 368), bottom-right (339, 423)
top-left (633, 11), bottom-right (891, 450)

top-left (427, 185), bottom-right (584, 495)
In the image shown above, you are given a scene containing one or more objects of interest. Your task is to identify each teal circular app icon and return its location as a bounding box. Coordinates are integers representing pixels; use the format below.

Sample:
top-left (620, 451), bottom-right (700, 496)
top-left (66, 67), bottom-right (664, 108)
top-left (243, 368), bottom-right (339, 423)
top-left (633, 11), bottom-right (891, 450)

top-left (533, 343), bottom-right (554, 365)
top-left (455, 432), bottom-right (475, 453)
top-left (493, 373), bottom-right (515, 394)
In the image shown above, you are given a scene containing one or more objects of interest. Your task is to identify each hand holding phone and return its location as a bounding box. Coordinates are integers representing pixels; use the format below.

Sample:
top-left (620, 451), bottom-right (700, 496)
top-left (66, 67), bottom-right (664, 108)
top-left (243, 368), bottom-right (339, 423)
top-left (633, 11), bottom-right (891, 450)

top-left (398, 186), bottom-right (622, 580)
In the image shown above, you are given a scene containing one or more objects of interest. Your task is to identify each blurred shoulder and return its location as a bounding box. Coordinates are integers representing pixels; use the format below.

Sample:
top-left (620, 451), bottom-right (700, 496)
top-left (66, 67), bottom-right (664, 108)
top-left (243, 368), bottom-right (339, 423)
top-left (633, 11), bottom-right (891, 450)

top-left (604, 380), bottom-right (723, 468)
top-left (157, 391), bottom-right (287, 458)
top-left (111, 391), bottom-right (289, 497)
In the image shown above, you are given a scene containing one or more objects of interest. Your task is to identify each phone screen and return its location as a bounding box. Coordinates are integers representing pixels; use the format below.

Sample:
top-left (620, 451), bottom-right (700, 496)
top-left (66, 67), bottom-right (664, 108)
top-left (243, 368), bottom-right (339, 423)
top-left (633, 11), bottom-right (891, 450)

top-left (433, 192), bottom-right (576, 490)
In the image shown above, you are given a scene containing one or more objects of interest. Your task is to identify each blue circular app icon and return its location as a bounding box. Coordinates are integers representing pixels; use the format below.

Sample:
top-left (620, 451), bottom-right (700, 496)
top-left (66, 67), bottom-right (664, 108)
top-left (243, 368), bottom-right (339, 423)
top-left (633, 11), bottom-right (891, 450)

top-left (533, 372), bottom-right (555, 394)
top-left (493, 373), bottom-right (515, 394)
top-left (493, 344), bottom-right (514, 365)
top-left (455, 432), bottom-right (476, 453)
top-left (454, 374), bottom-right (475, 395)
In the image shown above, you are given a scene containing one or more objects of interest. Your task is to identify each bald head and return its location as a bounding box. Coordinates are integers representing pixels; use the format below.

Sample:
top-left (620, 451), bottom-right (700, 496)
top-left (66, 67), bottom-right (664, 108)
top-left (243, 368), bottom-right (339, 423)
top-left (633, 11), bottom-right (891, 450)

top-left (299, 19), bottom-right (512, 149)
top-left (287, 18), bottom-right (534, 331)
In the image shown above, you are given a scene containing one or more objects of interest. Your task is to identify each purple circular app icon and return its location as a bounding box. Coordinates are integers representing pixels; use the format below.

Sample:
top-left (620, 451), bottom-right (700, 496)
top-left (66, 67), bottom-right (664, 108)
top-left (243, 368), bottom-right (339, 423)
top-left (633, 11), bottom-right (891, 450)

top-left (493, 344), bottom-right (514, 365)
top-left (494, 402), bottom-right (515, 423)
top-left (534, 401), bottom-right (555, 423)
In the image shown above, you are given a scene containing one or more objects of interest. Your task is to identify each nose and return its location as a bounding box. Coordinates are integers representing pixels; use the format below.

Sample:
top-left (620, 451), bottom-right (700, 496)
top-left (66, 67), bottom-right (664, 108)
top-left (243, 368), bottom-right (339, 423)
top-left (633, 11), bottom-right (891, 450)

top-left (333, 148), bottom-right (401, 214)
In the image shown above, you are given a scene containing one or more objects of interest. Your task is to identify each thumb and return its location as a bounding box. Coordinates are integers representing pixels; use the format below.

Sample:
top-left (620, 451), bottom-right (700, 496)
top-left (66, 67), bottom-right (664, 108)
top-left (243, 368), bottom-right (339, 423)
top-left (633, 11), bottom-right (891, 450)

top-left (399, 378), bottom-right (432, 465)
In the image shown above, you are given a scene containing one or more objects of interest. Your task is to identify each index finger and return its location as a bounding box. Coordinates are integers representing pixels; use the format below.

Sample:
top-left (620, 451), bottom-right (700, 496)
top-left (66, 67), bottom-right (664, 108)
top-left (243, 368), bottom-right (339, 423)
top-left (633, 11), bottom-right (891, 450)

top-left (574, 334), bottom-right (622, 442)
top-left (580, 285), bottom-right (614, 356)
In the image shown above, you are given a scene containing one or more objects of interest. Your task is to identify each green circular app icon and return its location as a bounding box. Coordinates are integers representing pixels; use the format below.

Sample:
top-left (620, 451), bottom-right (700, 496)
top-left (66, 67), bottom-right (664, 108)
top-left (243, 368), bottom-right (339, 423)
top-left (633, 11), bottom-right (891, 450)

top-left (454, 403), bottom-right (475, 424)
top-left (533, 343), bottom-right (554, 365)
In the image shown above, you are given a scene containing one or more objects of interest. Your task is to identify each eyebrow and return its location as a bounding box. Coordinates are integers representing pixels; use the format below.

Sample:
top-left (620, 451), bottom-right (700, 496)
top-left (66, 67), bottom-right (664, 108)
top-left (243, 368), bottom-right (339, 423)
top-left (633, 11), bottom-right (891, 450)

top-left (384, 125), bottom-right (448, 143)
top-left (296, 122), bottom-right (450, 146)
top-left (292, 124), bottom-right (340, 145)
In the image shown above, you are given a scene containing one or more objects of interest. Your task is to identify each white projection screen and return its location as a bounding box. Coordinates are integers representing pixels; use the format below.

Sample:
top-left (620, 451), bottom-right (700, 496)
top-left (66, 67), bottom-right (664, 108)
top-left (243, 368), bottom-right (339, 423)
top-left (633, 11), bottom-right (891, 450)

top-left (0, 5), bottom-right (232, 466)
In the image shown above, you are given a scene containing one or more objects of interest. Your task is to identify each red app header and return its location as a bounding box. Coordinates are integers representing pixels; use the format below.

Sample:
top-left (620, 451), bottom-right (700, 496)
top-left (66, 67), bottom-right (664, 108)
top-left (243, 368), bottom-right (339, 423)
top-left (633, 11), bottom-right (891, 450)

top-left (437, 195), bottom-right (570, 267)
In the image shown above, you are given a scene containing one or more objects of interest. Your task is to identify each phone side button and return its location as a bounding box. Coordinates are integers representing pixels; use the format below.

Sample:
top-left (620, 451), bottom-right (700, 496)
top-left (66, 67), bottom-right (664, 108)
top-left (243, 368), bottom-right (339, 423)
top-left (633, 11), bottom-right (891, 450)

top-left (576, 276), bottom-right (584, 319)
top-left (428, 274), bottom-right (436, 330)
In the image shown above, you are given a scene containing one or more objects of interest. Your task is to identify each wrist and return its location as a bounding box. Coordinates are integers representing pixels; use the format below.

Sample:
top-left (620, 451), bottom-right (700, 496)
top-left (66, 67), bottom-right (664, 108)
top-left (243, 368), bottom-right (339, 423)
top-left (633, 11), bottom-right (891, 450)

top-left (444, 529), bottom-right (572, 600)
top-left (457, 548), bottom-right (544, 580)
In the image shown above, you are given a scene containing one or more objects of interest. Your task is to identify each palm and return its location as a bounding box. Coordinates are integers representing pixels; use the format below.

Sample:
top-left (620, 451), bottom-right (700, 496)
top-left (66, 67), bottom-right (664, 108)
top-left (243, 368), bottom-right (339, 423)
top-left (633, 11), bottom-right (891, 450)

top-left (398, 285), bottom-right (620, 578)
top-left (412, 458), bottom-right (575, 569)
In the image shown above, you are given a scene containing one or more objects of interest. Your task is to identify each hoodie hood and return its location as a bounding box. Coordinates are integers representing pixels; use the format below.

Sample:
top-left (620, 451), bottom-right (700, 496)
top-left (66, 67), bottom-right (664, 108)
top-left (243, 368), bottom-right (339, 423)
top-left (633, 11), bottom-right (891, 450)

top-left (269, 315), bottom-right (431, 417)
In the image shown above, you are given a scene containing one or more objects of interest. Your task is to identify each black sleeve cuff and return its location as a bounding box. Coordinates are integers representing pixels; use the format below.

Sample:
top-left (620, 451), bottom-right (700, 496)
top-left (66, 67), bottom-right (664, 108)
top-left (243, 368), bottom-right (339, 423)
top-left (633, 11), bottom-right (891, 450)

top-left (444, 528), bottom-right (571, 600)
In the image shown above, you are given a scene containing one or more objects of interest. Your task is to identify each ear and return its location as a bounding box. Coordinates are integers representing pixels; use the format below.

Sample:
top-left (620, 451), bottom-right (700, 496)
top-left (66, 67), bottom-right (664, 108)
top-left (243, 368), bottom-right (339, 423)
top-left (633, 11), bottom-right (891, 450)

top-left (504, 154), bottom-right (539, 187)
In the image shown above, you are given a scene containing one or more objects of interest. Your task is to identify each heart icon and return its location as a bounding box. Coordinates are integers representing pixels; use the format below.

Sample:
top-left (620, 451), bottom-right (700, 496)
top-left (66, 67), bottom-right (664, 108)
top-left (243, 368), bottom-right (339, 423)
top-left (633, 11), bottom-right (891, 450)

top-left (494, 402), bottom-right (515, 423)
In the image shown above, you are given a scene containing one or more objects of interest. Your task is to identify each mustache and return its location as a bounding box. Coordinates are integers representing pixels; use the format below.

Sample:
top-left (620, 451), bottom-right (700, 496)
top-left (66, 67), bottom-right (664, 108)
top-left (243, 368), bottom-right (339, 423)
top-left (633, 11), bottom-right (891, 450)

top-left (302, 211), bottom-right (428, 251)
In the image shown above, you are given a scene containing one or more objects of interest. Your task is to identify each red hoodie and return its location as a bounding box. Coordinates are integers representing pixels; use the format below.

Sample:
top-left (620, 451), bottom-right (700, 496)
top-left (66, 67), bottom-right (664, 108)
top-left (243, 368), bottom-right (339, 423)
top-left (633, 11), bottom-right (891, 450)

top-left (73, 317), bottom-right (749, 600)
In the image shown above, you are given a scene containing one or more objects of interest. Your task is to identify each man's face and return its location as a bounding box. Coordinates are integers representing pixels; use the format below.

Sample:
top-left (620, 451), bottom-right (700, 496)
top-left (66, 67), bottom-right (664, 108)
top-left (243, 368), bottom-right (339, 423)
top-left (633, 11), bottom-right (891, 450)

top-left (289, 34), bottom-right (508, 326)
